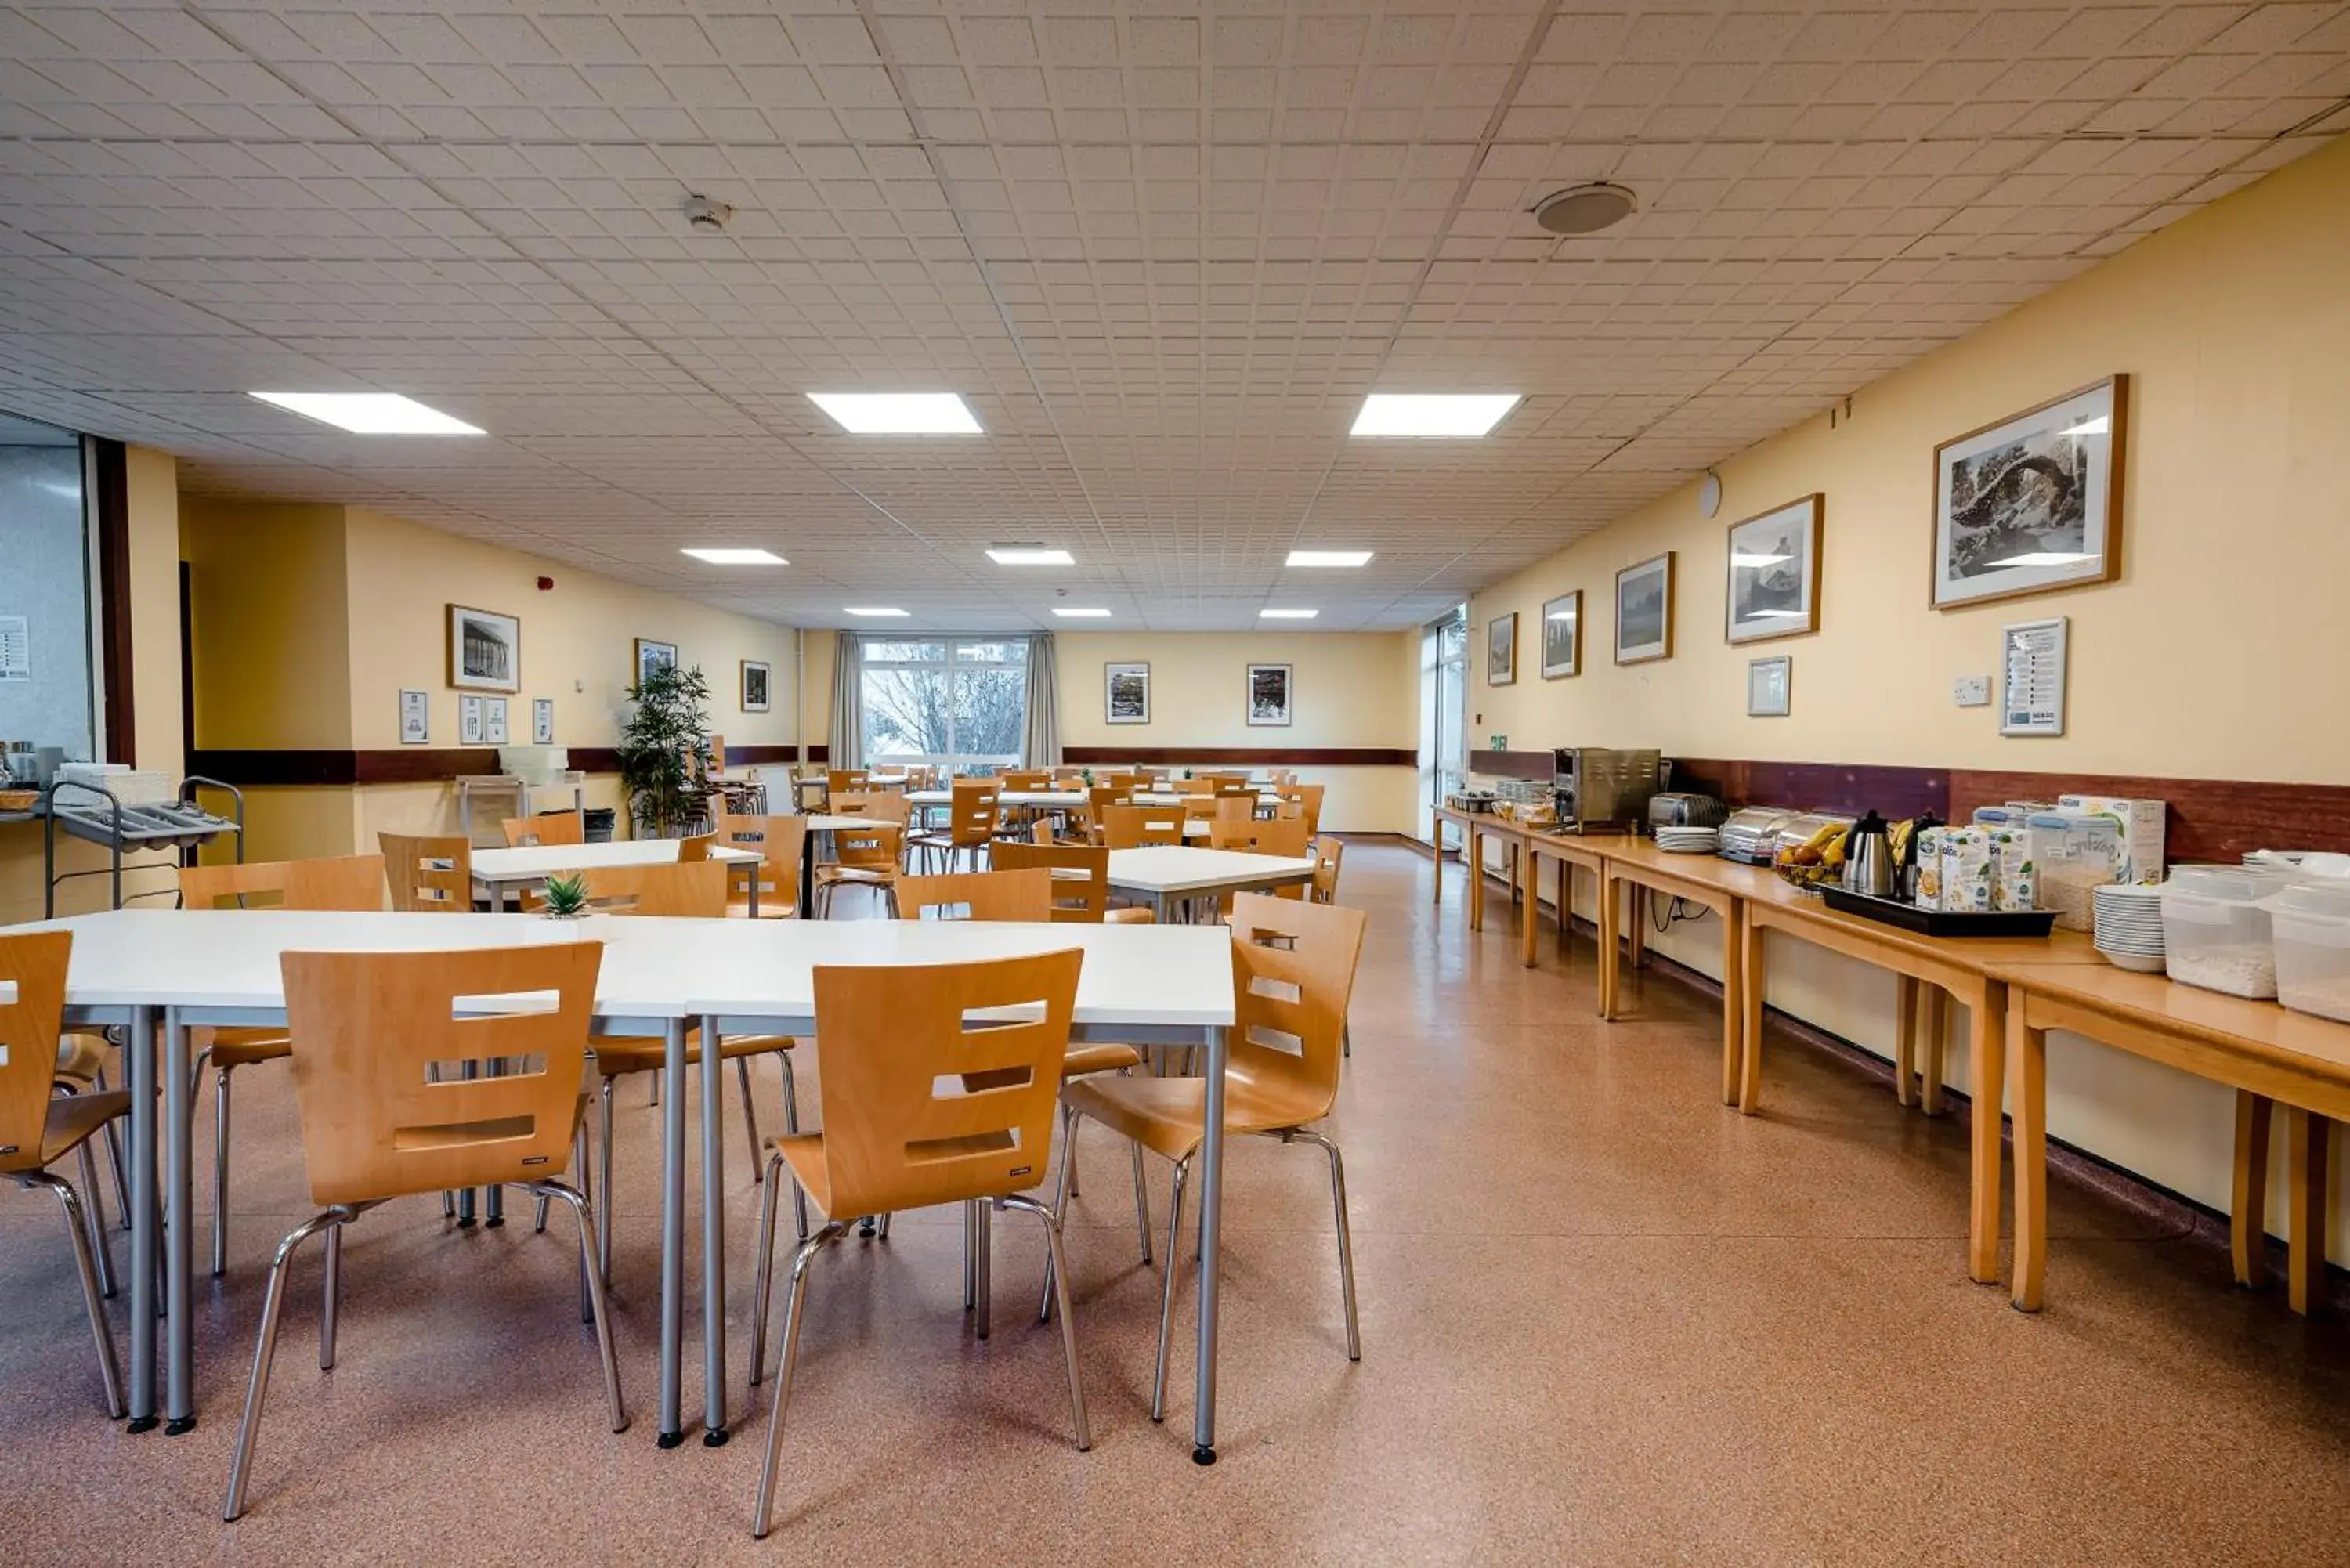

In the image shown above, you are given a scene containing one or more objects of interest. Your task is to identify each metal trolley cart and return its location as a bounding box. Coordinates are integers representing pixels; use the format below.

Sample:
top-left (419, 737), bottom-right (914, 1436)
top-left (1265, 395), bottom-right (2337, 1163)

top-left (41, 774), bottom-right (244, 916)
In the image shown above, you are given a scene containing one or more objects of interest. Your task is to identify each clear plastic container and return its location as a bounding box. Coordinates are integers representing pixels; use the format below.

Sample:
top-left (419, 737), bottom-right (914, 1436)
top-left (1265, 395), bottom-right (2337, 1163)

top-left (2264, 880), bottom-right (2350, 1022)
top-left (2160, 865), bottom-right (2295, 998)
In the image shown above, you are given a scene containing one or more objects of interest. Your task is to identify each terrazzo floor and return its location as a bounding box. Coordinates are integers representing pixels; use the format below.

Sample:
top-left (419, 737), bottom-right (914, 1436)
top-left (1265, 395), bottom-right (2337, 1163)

top-left (2, 842), bottom-right (2347, 1566)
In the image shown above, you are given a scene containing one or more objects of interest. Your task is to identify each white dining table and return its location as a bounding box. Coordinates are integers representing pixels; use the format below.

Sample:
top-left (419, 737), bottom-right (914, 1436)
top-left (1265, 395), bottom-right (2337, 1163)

top-left (1105, 846), bottom-right (1318, 920)
top-left (471, 839), bottom-right (763, 909)
top-left (39, 908), bottom-right (1239, 1465)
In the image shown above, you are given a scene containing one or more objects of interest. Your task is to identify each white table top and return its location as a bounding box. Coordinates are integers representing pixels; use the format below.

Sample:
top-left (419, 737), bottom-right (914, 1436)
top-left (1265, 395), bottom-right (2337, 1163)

top-left (32, 908), bottom-right (1236, 1032)
top-left (1105, 846), bottom-right (1318, 896)
top-left (804, 814), bottom-right (888, 832)
top-left (904, 789), bottom-right (1086, 807)
top-left (471, 838), bottom-right (758, 885)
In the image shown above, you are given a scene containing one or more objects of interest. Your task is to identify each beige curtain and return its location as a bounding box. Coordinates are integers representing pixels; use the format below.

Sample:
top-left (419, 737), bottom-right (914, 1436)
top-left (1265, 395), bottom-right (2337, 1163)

top-left (1024, 634), bottom-right (1061, 767)
top-left (829, 630), bottom-right (863, 769)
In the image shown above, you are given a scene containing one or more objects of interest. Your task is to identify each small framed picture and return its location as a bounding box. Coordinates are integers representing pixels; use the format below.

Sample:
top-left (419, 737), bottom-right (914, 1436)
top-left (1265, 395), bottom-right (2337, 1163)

top-left (1932, 374), bottom-right (2127, 609)
top-left (1246, 663), bottom-right (1292, 726)
top-left (634, 638), bottom-right (678, 688)
top-left (1748, 656), bottom-right (1792, 717)
top-left (1105, 661), bottom-right (1150, 724)
top-left (1486, 611), bottom-right (1517, 685)
top-left (448, 604), bottom-right (520, 692)
top-left (1539, 591), bottom-right (1581, 679)
top-left (532, 697), bottom-right (554, 745)
top-left (1614, 551), bottom-right (1676, 664)
top-left (1726, 494), bottom-right (1822, 643)
top-left (484, 696), bottom-right (508, 746)
top-left (741, 659), bottom-right (771, 712)
top-left (458, 693), bottom-right (486, 746)
top-left (398, 688), bottom-right (429, 744)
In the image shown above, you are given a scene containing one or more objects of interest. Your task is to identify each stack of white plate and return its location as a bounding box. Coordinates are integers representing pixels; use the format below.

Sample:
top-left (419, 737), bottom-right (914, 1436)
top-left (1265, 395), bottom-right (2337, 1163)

top-left (2093, 883), bottom-right (2167, 972)
top-left (1656, 826), bottom-right (1720, 855)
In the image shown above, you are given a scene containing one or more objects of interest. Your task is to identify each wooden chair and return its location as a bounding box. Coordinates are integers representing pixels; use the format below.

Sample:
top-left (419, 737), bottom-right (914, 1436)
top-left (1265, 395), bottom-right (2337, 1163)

top-left (910, 779), bottom-right (999, 873)
top-left (1173, 778), bottom-right (1214, 797)
top-left (999, 769), bottom-right (1050, 793)
top-left (748, 950), bottom-right (1090, 1537)
top-left (501, 810), bottom-right (584, 847)
top-left (895, 868), bottom-right (1054, 923)
top-left (1212, 776), bottom-right (1255, 799)
top-left (1309, 836), bottom-right (1345, 905)
top-left (180, 854), bottom-right (387, 1277)
top-left (825, 768), bottom-right (870, 804)
top-left (0, 928), bottom-right (128, 1418)
top-left (814, 823), bottom-right (905, 916)
top-left (223, 941), bottom-right (624, 1520)
top-left (378, 833), bottom-right (472, 912)
top-left (995, 835), bottom-right (1155, 926)
top-left (1101, 804), bottom-right (1184, 849)
top-left (1280, 783), bottom-right (1327, 835)
top-left (540, 860), bottom-right (806, 1273)
top-left (1049, 895), bottom-right (1368, 1418)
top-left (714, 814), bottom-right (808, 919)
top-left (675, 829), bottom-right (716, 862)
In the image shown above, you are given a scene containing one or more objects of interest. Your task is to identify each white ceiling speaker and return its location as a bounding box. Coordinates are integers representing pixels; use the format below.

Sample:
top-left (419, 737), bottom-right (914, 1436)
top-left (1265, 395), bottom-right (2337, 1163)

top-left (1698, 469), bottom-right (1723, 518)
top-left (683, 194), bottom-right (732, 233)
top-left (1531, 182), bottom-right (1637, 237)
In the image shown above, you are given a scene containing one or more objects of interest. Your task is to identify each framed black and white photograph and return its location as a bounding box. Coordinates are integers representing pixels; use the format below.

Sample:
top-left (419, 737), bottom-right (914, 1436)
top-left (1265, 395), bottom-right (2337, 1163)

top-left (1540, 591), bottom-right (1582, 679)
top-left (484, 696), bottom-right (508, 746)
top-left (398, 688), bottom-right (429, 744)
top-left (741, 659), bottom-right (771, 713)
top-left (1246, 663), bottom-right (1292, 726)
top-left (532, 697), bottom-right (554, 745)
top-left (1614, 551), bottom-right (1676, 664)
top-left (458, 693), bottom-right (486, 746)
top-left (634, 637), bottom-right (678, 688)
top-left (1487, 611), bottom-right (1517, 685)
top-left (1726, 494), bottom-right (1822, 643)
top-left (1748, 656), bottom-right (1792, 718)
top-left (1105, 661), bottom-right (1150, 724)
top-left (1932, 375), bottom-right (2127, 609)
top-left (448, 603), bottom-right (519, 692)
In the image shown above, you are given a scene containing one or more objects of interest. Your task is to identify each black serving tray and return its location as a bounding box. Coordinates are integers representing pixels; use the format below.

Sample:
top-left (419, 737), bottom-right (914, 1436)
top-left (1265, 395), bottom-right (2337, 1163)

top-left (1820, 886), bottom-right (2059, 938)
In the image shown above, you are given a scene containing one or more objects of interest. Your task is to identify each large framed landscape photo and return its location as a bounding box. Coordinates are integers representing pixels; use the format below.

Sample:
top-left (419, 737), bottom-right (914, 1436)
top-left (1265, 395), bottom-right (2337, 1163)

top-left (1614, 551), bottom-right (1675, 665)
top-left (1540, 591), bottom-right (1581, 679)
top-left (1725, 494), bottom-right (1821, 643)
top-left (1486, 611), bottom-right (1517, 685)
top-left (1932, 374), bottom-right (2127, 609)
top-left (1246, 662), bottom-right (1292, 726)
top-left (448, 603), bottom-right (520, 692)
top-left (1105, 661), bottom-right (1150, 724)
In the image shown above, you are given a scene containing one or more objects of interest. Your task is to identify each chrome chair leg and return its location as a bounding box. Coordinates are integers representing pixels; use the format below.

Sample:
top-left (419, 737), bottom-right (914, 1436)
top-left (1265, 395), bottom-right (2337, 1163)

top-left (222, 1208), bottom-right (348, 1520)
top-left (973, 1199), bottom-right (992, 1338)
top-left (320, 1217), bottom-right (344, 1370)
top-left (1037, 1101), bottom-right (1083, 1324)
top-left (208, 1065), bottom-right (237, 1275)
top-left (72, 1135), bottom-right (116, 1298)
top-left (524, 1179), bottom-right (627, 1434)
top-left (964, 1199), bottom-right (978, 1311)
top-left (737, 1056), bottom-right (762, 1178)
top-left (876, 1212), bottom-right (891, 1241)
top-left (1149, 1154), bottom-right (1191, 1423)
top-left (573, 1122), bottom-right (594, 1322)
top-left (597, 1076), bottom-right (617, 1283)
top-left (1002, 1192), bottom-right (1090, 1451)
top-left (749, 1149), bottom-right (786, 1385)
top-left (779, 1055), bottom-right (807, 1242)
top-left (17, 1171), bottom-right (125, 1418)
top-left (534, 1192), bottom-right (550, 1232)
top-left (94, 1063), bottom-right (132, 1229)
top-left (751, 1221), bottom-right (848, 1539)
top-left (1284, 1130), bottom-right (1362, 1360)
top-left (1130, 1140), bottom-right (1152, 1266)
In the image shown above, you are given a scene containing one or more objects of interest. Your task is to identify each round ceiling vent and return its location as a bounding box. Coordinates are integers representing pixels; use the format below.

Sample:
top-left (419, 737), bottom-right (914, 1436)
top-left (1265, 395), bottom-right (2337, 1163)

top-left (1531, 182), bottom-right (1637, 237)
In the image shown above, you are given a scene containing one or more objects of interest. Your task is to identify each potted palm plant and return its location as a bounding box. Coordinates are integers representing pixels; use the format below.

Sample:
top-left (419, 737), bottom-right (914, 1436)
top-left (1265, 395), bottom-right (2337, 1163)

top-left (617, 663), bottom-right (713, 838)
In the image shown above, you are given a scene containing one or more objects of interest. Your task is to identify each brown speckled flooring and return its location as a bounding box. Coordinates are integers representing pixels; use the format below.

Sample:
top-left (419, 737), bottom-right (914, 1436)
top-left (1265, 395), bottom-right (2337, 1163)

top-left (4, 844), bottom-right (2348, 1566)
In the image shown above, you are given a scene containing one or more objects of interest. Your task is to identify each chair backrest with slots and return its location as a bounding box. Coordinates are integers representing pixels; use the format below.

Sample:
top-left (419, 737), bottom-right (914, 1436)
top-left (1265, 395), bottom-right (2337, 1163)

top-left (1224, 894), bottom-right (1365, 1123)
top-left (0, 930), bottom-right (71, 1175)
top-left (1101, 804), bottom-right (1184, 849)
top-left (524, 858), bottom-right (728, 918)
top-left (992, 840), bottom-right (1112, 922)
top-left (714, 815), bottom-right (808, 912)
top-left (181, 854), bottom-right (385, 913)
top-left (378, 836), bottom-right (474, 913)
top-left (501, 811), bottom-right (584, 848)
top-left (894, 869), bottom-right (1053, 923)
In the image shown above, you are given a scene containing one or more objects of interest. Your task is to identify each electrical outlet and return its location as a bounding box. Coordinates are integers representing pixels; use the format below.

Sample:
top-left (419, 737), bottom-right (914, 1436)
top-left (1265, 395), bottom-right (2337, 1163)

top-left (1953, 674), bottom-right (1992, 707)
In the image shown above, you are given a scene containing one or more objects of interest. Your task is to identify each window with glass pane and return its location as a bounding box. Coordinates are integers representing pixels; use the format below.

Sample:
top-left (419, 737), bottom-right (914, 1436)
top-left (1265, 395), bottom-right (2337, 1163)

top-left (860, 637), bottom-right (1030, 765)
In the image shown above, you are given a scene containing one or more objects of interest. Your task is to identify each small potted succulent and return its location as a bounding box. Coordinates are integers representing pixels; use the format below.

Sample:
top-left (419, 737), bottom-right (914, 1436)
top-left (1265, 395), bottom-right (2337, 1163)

top-left (539, 872), bottom-right (590, 919)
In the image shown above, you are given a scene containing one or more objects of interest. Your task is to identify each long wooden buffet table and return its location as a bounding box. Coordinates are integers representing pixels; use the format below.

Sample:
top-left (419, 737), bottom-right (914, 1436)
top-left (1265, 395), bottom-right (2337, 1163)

top-left (1435, 820), bottom-right (2341, 1307)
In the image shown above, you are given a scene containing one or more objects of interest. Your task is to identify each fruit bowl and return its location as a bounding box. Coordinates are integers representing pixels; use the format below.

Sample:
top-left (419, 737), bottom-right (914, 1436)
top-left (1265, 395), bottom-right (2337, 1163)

top-left (1773, 854), bottom-right (1842, 891)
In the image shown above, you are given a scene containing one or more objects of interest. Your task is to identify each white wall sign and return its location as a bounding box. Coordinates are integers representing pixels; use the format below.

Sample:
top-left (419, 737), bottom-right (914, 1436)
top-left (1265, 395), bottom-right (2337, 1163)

top-left (398, 688), bottom-right (428, 743)
top-left (0, 614), bottom-right (28, 681)
top-left (2000, 616), bottom-right (2068, 737)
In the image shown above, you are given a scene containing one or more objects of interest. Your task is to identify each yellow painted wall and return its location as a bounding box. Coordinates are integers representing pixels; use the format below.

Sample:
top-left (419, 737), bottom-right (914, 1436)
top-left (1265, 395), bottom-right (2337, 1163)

top-left (0, 445), bottom-right (188, 923)
top-left (181, 500), bottom-right (353, 750)
top-left (1459, 133), bottom-right (2350, 1253)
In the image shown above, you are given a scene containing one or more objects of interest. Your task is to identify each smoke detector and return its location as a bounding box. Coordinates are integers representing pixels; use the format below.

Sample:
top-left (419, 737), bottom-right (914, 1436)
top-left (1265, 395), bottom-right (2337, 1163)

top-left (682, 194), bottom-right (732, 234)
top-left (1531, 182), bottom-right (1636, 237)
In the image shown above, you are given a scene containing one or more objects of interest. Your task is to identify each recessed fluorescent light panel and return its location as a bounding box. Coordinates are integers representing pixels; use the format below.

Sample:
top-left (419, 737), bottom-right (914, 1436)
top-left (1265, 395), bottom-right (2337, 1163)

top-left (844, 606), bottom-right (909, 617)
top-left (250, 392), bottom-right (484, 435)
top-left (1260, 609), bottom-right (1319, 620)
top-left (986, 546), bottom-right (1074, 565)
top-left (1052, 607), bottom-right (1112, 618)
top-left (1286, 550), bottom-right (1374, 567)
top-left (807, 392), bottom-right (981, 435)
top-left (681, 547), bottom-right (786, 565)
top-left (1350, 394), bottom-right (1520, 439)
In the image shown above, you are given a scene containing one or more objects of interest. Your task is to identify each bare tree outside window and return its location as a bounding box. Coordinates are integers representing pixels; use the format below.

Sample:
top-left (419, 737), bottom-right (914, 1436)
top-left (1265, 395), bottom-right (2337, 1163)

top-left (861, 637), bottom-right (1029, 764)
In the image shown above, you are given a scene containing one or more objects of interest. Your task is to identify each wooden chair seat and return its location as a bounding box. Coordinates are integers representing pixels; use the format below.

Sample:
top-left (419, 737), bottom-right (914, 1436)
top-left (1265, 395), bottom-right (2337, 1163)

top-left (815, 864), bottom-right (898, 886)
top-left (1063, 1042), bottom-right (1143, 1078)
top-left (206, 1027), bottom-right (293, 1068)
top-left (54, 1032), bottom-right (110, 1084)
top-left (1103, 907), bottom-right (1153, 925)
top-left (13, 1089), bottom-right (132, 1172)
top-left (592, 1032), bottom-right (794, 1076)
top-left (1060, 1071), bottom-right (1329, 1165)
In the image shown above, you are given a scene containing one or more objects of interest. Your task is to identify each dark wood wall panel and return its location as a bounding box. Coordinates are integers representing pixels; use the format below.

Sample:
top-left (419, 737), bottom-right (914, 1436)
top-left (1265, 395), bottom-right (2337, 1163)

top-left (1468, 749), bottom-right (1551, 780)
top-left (1670, 759), bottom-right (1951, 824)
top-left (1065, 746), bottom-right (1414, 767)
top-left (89, 438), bottom-right (136, 766)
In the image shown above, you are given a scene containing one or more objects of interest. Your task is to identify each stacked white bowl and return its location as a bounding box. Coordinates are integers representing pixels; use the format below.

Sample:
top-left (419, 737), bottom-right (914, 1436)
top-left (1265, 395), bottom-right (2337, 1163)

top-left (2092, 882), bottom-right (2167, 972)
top-left (1655, 826), bottom-right (1720, 855)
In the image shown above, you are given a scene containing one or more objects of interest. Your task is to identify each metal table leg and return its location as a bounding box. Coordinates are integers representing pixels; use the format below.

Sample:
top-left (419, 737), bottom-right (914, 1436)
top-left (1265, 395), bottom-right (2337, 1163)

top-left (125, 1004), bottom-right (157, 1430)
top-left (658, 1015), bottom-right (689, 1447)
top-left (1192, 1022), bottom-right (1226, 1465)
top-left (700, 1013), bottom-right (728, 1445)
top-left (164, 1007), bottom-right (195, 1432)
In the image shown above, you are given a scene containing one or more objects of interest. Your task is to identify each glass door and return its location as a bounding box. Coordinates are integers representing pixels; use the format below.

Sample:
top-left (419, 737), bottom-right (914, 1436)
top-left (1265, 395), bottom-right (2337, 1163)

top-left (1417, 605), bottom-right (1467, 846)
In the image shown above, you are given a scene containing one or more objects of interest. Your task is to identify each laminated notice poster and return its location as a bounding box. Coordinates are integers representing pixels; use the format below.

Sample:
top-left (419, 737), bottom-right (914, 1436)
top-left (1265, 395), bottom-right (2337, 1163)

top-left (2000, 616), bottom-right (2067, 738)
top-left (0, 615), bottom-right (27, 681)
